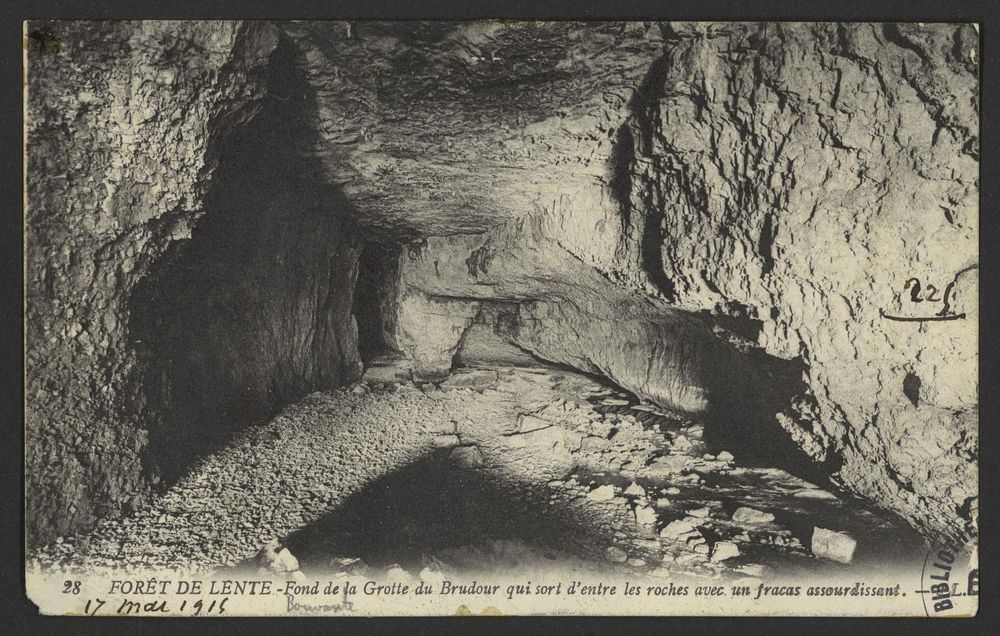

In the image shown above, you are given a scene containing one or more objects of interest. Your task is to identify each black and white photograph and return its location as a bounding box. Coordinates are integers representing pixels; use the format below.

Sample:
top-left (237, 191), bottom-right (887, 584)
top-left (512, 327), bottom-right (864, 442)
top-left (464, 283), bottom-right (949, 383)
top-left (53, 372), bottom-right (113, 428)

top-left (22, 19), bottom-right (979, 616)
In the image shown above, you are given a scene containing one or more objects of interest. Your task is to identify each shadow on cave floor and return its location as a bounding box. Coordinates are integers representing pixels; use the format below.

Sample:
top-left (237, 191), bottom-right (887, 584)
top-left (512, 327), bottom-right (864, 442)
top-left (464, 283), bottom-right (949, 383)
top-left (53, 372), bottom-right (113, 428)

top-left (279, 452), bottom-right (612, 577)
top-left (244, 367), bottom-right (924, 581)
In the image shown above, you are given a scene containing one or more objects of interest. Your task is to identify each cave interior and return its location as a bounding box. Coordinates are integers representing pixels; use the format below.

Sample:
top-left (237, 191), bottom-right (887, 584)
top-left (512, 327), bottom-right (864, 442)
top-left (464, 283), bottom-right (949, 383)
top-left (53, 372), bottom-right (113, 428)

top-left (24, 20), bottom-right (979, 577)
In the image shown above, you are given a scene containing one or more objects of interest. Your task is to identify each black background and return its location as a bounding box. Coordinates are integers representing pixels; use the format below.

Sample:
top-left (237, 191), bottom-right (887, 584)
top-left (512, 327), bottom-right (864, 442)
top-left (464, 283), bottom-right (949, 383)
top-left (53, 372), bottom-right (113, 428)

top-left (2, 1), bottom-right (996, 634)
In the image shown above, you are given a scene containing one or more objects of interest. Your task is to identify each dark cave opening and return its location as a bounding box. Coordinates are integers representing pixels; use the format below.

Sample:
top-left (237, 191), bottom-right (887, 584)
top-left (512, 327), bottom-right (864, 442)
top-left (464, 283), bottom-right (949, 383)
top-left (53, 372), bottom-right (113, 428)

top-left (353, 240), bottom-right (404, 366)
top-left (129, 35), bottom-right (370, 486)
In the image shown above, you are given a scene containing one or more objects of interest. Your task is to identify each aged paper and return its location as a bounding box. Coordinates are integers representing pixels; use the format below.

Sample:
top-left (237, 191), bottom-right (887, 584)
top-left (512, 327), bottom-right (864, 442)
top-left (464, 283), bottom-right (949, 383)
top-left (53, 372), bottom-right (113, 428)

top-left (24, 20), bottom-right (978, 617)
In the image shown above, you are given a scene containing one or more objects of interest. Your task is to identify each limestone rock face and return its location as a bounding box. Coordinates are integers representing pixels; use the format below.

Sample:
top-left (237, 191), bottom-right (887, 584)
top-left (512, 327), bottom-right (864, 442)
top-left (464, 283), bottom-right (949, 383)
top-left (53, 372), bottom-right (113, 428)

top-left (375, 23), bottom-right (978, 538)
top-left (283, 21), bottom-right (666, 237)
top-left (620, 23), bottom-right (979, 538)
top-left (25, 22), bottom-right (364, 545)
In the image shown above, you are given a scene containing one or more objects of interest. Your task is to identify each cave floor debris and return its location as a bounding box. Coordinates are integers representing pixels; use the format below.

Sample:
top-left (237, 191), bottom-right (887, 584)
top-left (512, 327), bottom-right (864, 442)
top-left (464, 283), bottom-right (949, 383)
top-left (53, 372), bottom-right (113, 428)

top-left (29, 365), bottom-right (925, 582)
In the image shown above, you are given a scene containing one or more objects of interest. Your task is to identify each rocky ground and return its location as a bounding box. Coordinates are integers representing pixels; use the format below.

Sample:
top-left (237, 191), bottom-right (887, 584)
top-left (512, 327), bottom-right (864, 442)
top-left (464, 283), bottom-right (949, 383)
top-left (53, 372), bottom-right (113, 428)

top-left (28, 364), bottom-right (926, 584)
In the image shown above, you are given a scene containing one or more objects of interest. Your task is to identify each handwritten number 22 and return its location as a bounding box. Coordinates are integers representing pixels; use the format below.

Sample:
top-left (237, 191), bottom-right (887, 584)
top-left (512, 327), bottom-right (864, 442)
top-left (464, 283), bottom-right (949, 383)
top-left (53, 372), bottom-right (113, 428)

top-left (904, 278), bottom-right (953, 316)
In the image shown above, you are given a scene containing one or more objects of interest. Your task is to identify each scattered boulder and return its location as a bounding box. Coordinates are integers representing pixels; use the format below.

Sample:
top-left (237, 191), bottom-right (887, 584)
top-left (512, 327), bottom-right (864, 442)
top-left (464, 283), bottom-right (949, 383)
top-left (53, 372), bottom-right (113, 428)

top-left (632, 538), bottom-right (661, 551)
top-left (811, 527), bottom-right (857, 564)
top-left (254, 539), bottom-right (282, 567)
top-left (642, 455), bottom-right (690, 477)
top-left (586, 484), bottom-right (616, 501)
top-left (737, 564), bottom-right (767, 578)
top-left (272, 548), bottom-right (300, 573)
top-left (659, 519), bottom-right (696, 539)
top-left (601, 398), bottom-right (630, 406)
top-left (386, 564), bottom-right (415, 584)
top-left (794, 488), bottom-right (839, 500)
top-left (253, 540), bottom-right (300, 576)
top-left (634, 504), bottom-right (658, 528)
top-left (654, 497), bottom-right (672, 509)
top-left (623, 482), bottom-right (646, 497)
top-left (254, 539), bottom-right (300, 574)
top-left (732, 507), bottom-right (775, 525)
top-left (449, 445), bottom-right (485, 468)
top-left (710, 541), bottom-right (740, 562)
top-left (418, 383), bottom-right (439, 395)
top-left (361, 362), bottom-right (412, 384)
top-left (431, 434), bottom-right (460, 448)
top-left (717, 451), bottom-right (735, 462)
top-left (672, 435), bottom-right (693, 451)
top-left (439, 369), bottom-right (499, 389)
top-left (687, 507), bottom-right (710, 519)
top-left (605, 546), bottom-right (628, 563)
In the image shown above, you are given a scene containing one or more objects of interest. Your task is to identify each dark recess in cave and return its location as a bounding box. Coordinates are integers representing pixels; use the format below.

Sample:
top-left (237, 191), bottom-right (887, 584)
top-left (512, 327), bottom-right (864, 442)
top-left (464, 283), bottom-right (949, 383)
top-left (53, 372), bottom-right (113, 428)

top-left (701, 347), bottom-right (836, 488)
top-left (354, 240), bottom-right (404, 365)
top-left (129, 36), bottom-right (369, 486)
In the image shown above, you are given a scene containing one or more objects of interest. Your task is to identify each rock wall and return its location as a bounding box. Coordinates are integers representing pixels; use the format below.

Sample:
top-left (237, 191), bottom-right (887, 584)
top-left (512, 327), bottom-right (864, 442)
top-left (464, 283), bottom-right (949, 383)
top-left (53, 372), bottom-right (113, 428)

top-left (383, 22), bottom-right (979, 539)
top-left (25, 22), bottom-right (365, 545)
top-left (616, 22), bottom-right (979, 538)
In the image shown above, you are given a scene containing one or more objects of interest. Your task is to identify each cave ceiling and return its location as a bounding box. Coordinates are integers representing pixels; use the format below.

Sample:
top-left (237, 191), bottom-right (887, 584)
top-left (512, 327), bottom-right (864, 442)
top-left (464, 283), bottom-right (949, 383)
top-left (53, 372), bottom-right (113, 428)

top-left (282, 21), bottom-right (665, 238)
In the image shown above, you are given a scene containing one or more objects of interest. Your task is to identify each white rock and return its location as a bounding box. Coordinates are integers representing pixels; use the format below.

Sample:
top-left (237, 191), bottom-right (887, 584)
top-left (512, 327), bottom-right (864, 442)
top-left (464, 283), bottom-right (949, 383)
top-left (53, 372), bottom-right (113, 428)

top-left (605, 546), bottom-right (628, 562)
top-left (673, 435), bottom-right (693, 450)
top-left (431, 434), bottom-right (460, 448)
top-left (586, 484), bottom-right (616, 501)
top-left (580, 436), bottom-right (610, 451)
top-left (440, 369), bottom-right (498, 389)
top-left (794, 488), bottom-right (838, 500)
top-left (623, 482), bottom-right (646, 497)
top-left (732, 507), bottom-right (775, 525)
top-left (271, 548), bottom-right (299, 573)
top-left (717, 451), bottom-right (735, 462)
top-left (687, 507), bottom-right (710, 518)
top-left (634, 504), bottom-right (658, 528)
top-left (449, 445), bottom-right (484, 468)
top-left (386, 565), bottom-right (414, 584)
top-left (254, 538), bottom-right (281, 566)
top-left (738, 563), bottom-right (766, 577)
top-left (659, 519), bottom-right (696, 539)
top-left (602, 398), bottom-right (630, 406)
top-left (811, 527), bottom-right (857, 564)
top-left (711, 541), bottom-right (741, 562)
